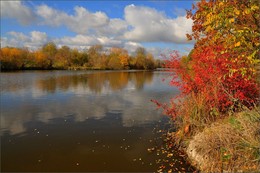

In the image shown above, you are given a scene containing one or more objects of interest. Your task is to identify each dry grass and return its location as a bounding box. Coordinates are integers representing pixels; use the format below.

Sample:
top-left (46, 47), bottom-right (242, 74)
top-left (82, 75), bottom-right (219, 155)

top-left (171, 91), bottom-right (219, 146)
top-left (166, 87), bottom-right (260, 172)
top-left (186, 108), bottom-right (260, 172)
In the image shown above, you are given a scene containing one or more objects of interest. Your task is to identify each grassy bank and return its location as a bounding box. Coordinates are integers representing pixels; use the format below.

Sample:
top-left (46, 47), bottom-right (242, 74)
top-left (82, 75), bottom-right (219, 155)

top-left (165, 92), bottom-right (260, 172)
top-left (185, 108), bottom-right (260, 172)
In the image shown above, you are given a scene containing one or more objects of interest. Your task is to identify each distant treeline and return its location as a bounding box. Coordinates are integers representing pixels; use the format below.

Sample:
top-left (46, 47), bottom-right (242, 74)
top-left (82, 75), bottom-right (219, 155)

top-left (0, 43), bottom-right (164, 71)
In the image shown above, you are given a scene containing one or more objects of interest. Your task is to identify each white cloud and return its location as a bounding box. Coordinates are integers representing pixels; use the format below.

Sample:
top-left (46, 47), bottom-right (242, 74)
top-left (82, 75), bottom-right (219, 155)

top-left (54, 35), bottom-right (123, 49)
top-left (56, 35), bottom-right (99, 47)
top-left (1, 3), bottom-right (194, 56)
top-left (1, 32), bottom-right (29, 48)
top-left (8, 31), bottom-right (30, 42)
top-left (3, 31), bottom-right (124, 51)
top-left (1, 1), bottom-right (36, 25)
top-left (35, 5), bottom-right (127, 38)
top-left (3, 31), bottom-right (48, 50)
top-left (96, 18), bottom-right (128, 37)
top-left (123, 41), bottom-right (142, 54)
top-left (36, 5), bottom-right (109, 34)
top-left (35, 4), bottom-right (192, 44)
top-left (124, 5), bottom-right (192, 43)
top-left (30, 31), bottom-right (48, 43)
top-left (97, 37), bottom-right (123, 47)
top-left (25, 31), bottom-right (48, 49)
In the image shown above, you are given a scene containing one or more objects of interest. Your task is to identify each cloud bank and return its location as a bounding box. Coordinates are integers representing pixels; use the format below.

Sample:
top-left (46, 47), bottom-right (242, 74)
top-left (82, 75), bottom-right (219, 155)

top-left (1, 1), bottom-right (194, 56)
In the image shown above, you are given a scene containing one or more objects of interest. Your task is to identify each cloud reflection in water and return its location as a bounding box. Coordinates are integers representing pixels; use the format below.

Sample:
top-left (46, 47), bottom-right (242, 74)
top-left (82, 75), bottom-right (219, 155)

top-left (0, 71), bottom-right (179, 135)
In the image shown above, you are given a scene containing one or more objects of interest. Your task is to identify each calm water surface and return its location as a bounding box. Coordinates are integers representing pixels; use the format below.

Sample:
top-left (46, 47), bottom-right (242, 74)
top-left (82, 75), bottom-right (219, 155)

top-left (0, 70), bottom-right (194, 172)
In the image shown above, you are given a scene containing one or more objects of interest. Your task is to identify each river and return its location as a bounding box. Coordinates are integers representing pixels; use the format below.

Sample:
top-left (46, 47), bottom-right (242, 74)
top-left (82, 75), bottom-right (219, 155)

top-left (0, 70), bottom-right (194, 172)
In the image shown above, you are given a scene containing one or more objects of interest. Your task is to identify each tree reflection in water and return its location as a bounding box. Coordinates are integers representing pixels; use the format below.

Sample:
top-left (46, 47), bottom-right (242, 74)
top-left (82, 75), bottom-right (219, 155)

top-left (36, 71), bottom-right (154, 94)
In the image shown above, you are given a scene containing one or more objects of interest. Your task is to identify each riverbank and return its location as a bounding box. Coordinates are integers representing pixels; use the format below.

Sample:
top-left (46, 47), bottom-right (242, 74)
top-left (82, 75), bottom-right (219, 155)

top-left (0, 67), bottom-right (158, 72)
top-left (183, 108), bottom-right (260, 172)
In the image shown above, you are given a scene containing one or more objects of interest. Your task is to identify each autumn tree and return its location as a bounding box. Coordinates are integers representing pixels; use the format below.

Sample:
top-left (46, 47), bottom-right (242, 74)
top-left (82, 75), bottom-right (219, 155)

top-left (135, 47), bottom-right (146, 69)
top-left (187, 0), bottom-right (259, 78)
top-left (70, 48), bottom-right (88, 67)
top-left (53, 46), bottom-right (71, 69)
top-left (108, 55), bottom-right (121, 70)
top-left (184, 0), bottom-right (260, 110)
top-left (41, 42), bottom-right (57, 68)
top-left (33, 50), bottom-right (50, 69)
top-left (1, 44), bottom-right (159, 70)
top-left (108, 47), bottom-right (129, 70)
top-left (156, 0), bottom-right (260, 142)
top-left (128, 56), bottom-right (137, 69)
top-left (0, 47), bottom-right (28, 70)
top-left (160, 1), bottom-right (260, 172)
top-left (134, 47), bottom-right (157, 70)
top-left (145, 53), bottom-right (156, 70)
top-left (87, 44), bottom-right (104, 69)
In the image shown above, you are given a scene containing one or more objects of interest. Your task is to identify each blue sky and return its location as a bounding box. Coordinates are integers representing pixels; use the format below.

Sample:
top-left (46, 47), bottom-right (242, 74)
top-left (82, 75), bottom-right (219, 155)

top-left (1, 1), bottom-right (195, 58)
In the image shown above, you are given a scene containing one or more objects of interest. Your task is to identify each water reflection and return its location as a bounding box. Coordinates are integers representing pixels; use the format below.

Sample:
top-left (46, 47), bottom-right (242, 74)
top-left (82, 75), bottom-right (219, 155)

top-left (0, 70), bottom-right (183, 172)
top-left (35, 71), bottom-right (153, 94)
top-left (1, 71), bottom-right (176, 136)
top-left (1, 113), bottom-right (167, 172)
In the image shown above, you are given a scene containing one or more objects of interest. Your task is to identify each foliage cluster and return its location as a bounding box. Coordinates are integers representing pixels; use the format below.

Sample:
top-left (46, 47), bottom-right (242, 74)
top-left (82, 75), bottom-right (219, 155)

top-left (0, 43), bottom-right (162, 71)
top-left (154, 0), bottom-right (260, 171)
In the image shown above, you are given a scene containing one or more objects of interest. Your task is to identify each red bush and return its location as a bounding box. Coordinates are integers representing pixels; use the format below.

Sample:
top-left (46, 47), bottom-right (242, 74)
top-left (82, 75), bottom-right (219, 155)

top-left (163, 45), bottom-right (259, 115)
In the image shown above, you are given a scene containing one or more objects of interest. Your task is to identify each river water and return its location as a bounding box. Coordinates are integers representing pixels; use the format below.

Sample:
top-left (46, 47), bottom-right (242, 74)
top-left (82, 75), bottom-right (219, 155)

top-left (0, 70), bottom-right (195, 172)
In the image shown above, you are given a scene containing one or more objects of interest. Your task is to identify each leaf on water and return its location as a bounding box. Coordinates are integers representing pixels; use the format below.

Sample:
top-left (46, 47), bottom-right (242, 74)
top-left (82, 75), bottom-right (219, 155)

top-left (167, 153), bottom-right (173, 157)
top-left (147, 147), bottom-right (155, 152)
top-left (157, 169), bottom-right (163, 172)
top-left (169, 163), bottom-right (175, 167)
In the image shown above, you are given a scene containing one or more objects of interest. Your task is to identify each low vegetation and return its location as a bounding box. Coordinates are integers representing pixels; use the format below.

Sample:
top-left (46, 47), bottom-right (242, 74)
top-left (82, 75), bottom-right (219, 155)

top-left (187, 108), bottom-right (260, 172)
top-left (154, 0), bottom-right (260, 172)
top-left (0, 44), bottom-right (162, 71)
